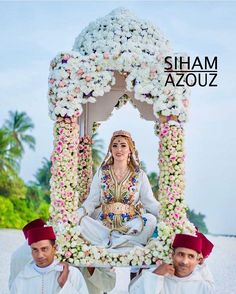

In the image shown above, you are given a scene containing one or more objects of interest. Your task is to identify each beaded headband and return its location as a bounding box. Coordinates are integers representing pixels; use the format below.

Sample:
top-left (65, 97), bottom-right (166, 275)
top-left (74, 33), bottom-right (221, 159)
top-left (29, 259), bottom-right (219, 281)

top-left (112, 130), bottom-right (131, 139)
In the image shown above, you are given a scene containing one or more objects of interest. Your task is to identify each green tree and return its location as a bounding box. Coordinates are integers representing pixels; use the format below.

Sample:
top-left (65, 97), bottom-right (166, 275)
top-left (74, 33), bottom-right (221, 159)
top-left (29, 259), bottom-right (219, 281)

top-left (92, 133), bottom-right (104, 173)
top-left (0, 128), bottom-right (21, 173)
top-left (3, 110), bottom-right (36, 157)
top-left (0, 170), bottom-right (27, 199)
top-left (34, 158), bottom-right (52, 191)
top-left (187, 208), bottom-right (208, 233)
top-left (147, 171), bottom-right (159, 199)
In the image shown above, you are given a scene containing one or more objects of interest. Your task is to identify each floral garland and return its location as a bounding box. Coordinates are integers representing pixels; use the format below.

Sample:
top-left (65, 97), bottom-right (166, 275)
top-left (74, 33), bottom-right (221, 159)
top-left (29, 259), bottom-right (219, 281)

top-left (49, 116), bottom-right (79, 225)
top-left (78, 136), bottom-right (93, 204)
top-left (156, 121), bottom-right (196, 259)
top-left (48, 9), bottom-right (190, 123)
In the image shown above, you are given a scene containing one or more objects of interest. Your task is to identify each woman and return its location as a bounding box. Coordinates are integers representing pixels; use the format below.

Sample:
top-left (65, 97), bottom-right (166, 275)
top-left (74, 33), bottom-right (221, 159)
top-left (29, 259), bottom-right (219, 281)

top-left (77, 130), bottom-right (159, 250)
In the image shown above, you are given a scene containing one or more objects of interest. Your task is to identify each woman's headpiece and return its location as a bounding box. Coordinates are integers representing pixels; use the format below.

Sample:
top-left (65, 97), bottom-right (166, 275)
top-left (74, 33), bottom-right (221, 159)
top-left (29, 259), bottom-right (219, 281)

top-left (112, 130), bottom-right (131, 139)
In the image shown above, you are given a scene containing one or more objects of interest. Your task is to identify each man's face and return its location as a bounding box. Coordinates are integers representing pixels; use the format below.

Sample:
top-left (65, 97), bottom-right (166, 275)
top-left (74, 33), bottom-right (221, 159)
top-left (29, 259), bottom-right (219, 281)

top-left (172, 247), bottom-right (199, 277)
top-left (31, 240), bottom-right (56, 268)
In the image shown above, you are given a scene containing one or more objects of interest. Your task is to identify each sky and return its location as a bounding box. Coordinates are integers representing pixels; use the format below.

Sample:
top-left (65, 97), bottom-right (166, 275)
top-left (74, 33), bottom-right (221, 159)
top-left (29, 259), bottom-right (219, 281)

top-left (0, 1), bottom-right (236, 235)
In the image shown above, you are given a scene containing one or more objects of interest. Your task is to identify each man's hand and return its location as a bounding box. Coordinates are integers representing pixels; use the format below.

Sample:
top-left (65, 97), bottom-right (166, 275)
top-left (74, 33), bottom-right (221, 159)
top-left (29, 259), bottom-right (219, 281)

top-left (58, 263), bottom-right (69, 288)
top-left (153, 263), bottom-right (175, 276)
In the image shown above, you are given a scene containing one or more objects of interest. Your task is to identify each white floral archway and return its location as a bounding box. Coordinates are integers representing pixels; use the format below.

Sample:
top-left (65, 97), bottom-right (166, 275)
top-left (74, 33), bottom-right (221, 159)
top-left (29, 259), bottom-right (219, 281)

top-left (48, 8), bottom-right (195, 266)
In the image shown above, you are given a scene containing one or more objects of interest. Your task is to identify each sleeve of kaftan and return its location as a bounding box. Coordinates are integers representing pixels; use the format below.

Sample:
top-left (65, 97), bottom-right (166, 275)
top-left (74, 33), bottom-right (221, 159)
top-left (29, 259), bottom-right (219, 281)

top-left (129, 270), bottom-right (164, 294)
top-left (139, 171), bottom-right (160, 217)
top-left (79, 169), bottom-right (101, 216)
top-left (59, 266), bottom-right (89, 294)
top-left (10, 276), bottom-right (22, 294)
top-left (85, 268), bottom-right (116, 292)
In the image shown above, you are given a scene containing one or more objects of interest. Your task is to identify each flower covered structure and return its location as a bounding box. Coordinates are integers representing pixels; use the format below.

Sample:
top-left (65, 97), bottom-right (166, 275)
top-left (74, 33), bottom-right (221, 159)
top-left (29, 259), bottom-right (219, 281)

top-left (48, 8), bottom-right (195, 266)
top-left (48, 8), bottom-right (190, 123)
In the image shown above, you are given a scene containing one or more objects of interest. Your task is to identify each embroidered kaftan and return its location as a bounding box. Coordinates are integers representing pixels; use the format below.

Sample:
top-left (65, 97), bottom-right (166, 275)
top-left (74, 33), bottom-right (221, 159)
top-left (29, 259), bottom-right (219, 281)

top-left (77, 166), bottom-right (160, 249)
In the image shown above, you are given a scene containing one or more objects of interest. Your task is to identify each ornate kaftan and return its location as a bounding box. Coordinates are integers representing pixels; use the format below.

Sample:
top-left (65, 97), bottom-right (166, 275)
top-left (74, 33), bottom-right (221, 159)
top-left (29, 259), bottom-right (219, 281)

top-left (77, 166), bottom-right (160, 249)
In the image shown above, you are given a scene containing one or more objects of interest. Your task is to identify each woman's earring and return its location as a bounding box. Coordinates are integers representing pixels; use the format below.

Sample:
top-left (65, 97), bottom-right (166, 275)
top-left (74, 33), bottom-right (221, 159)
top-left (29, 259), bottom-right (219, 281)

top-left (128, 153), bottom-right (131, 164)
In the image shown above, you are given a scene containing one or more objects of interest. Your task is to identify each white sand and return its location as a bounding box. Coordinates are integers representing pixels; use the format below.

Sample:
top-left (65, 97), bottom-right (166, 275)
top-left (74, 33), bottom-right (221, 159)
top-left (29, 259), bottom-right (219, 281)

top-left (1, 229), bottom-right (235, 294)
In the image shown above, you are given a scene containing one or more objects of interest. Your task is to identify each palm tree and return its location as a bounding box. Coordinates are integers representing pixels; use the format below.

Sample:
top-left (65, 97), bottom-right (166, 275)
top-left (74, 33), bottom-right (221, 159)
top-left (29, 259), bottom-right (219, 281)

top-left (148, 171), bottom-right (159, 199)
top-left (34, 158), bottom-right (52, 191)
top-left (92, 133), bottom-right (105, 174)
top-left (3, 111), bottom-right (36, 157)
top-left (0, 128), bottom-right (21, 173)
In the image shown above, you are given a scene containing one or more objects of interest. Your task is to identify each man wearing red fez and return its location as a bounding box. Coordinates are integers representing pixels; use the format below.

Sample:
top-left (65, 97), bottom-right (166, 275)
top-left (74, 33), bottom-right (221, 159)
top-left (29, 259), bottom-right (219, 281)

top-left (9, 218), bottom-right (46, 288)
top-left (10, 226), bottom-right (89, 294)
top-left (196, 232), bottom-right (215, 284)
top-left (130, 233), bottom-right (215, 294)
top-left (9, 219), bottom-right (116, 294)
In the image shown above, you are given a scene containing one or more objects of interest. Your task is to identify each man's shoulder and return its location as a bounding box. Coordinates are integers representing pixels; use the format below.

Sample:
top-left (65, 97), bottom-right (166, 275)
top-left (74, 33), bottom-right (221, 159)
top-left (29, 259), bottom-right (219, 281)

top-left (166, 269), bottom-right (205, 283)
top-left (16, 262), bottom-right (37, 278)
top-left (11, 242), bottom-right (30, 259)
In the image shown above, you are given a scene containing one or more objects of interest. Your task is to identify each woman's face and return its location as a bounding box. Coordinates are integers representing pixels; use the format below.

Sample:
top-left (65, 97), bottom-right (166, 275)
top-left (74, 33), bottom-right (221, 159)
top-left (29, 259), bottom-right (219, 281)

top-left (111, 136), bottom-right (130, 163)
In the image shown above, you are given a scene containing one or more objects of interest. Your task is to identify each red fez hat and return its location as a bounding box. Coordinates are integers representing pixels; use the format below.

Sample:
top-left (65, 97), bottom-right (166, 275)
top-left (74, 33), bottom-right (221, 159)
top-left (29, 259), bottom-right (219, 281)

top-left (197, 232), bottom-right (214, 258)
top-left (22, 218), bottom-right (46, 239)
top-left (28, 226), bottom-right (56, 245)
top-left (172, 233), bottom-right (202, 253)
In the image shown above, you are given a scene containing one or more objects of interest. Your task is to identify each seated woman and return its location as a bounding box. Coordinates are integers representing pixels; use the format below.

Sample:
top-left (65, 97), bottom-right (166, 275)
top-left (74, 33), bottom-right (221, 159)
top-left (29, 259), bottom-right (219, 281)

top-left (77, 130), bottom-right (160, 250)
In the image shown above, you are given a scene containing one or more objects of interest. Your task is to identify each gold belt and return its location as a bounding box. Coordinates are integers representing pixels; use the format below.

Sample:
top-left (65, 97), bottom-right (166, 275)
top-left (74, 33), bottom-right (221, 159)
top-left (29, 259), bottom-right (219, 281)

top-left (102, 203), bottom-right (136, 216)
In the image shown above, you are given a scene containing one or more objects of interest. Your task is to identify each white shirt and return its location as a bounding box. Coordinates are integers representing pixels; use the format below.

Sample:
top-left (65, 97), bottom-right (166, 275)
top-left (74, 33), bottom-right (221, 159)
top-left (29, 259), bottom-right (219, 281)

top-left (130, 268), bottom-right (215, 294)
top-left (10, 261), bottom-right (89, 294)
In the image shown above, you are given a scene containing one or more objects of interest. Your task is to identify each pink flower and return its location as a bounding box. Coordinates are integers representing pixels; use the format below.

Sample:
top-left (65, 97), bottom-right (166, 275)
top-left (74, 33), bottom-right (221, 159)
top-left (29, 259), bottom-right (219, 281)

top-left (85, 76), bottom-right (92, 82)
top-left (75, 111), bottom-right (81, 117)
top-left (59, 128), bottom-right (64, 135)
top-left (74, 87), bottom-right (81, 93)
top-left (170, 155), bottom-right (176, 161)
top-left (59, 81), bottom-right (65, 87)
top-left (49, 79), bottom-right (55, 84)
top-left (103, 52), bottom-right (109, 59)
top-left (63, 54), bottom-right (70, 61)
top-left (174, 213), bottom-right (180, 219)
top-left (56, 145), bottom-right (62, 153)
top-left (77, 69), bottom-right (84, 76)
top-left (65, 251), bottom-right (72, 258)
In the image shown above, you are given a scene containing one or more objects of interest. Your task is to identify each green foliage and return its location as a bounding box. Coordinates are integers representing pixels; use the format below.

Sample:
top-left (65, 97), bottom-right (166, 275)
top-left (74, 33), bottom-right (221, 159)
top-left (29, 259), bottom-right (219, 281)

top-left (187, 208), bottom-right (208, 233)
top-left (92, 133), bottom-right (104, 174)
top-left (33, 157), bottom-right (52, 192)
top-left (0, 196), bottom-right (25, 228)
top-left (0, 170), bottom-right (27, 199)
top-left (0, 111), bottom-right (49, 228)
top-left (11, 197), bottom-right (38, 222)
top-left (37, 202), bottom-right (50, 220)
top-left (3, 110), bottom-right (36, 156)
top-left (0, 128), bottom-right (21, 173)
top-left (147, 171), bottom-right (159, 199)
top-left (26, 185), bottom-right (45, 210)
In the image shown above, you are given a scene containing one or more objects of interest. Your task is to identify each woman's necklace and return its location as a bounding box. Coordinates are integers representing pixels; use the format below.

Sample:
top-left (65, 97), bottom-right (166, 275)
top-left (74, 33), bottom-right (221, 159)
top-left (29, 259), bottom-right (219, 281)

top-left (112, 167), bottom-right (129, 182)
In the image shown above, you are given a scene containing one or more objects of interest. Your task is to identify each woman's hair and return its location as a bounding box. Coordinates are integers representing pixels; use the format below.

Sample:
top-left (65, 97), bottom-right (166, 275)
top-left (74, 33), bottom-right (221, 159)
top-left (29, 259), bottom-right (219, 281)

top-left (101, 131), bottom-right (140, 171)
